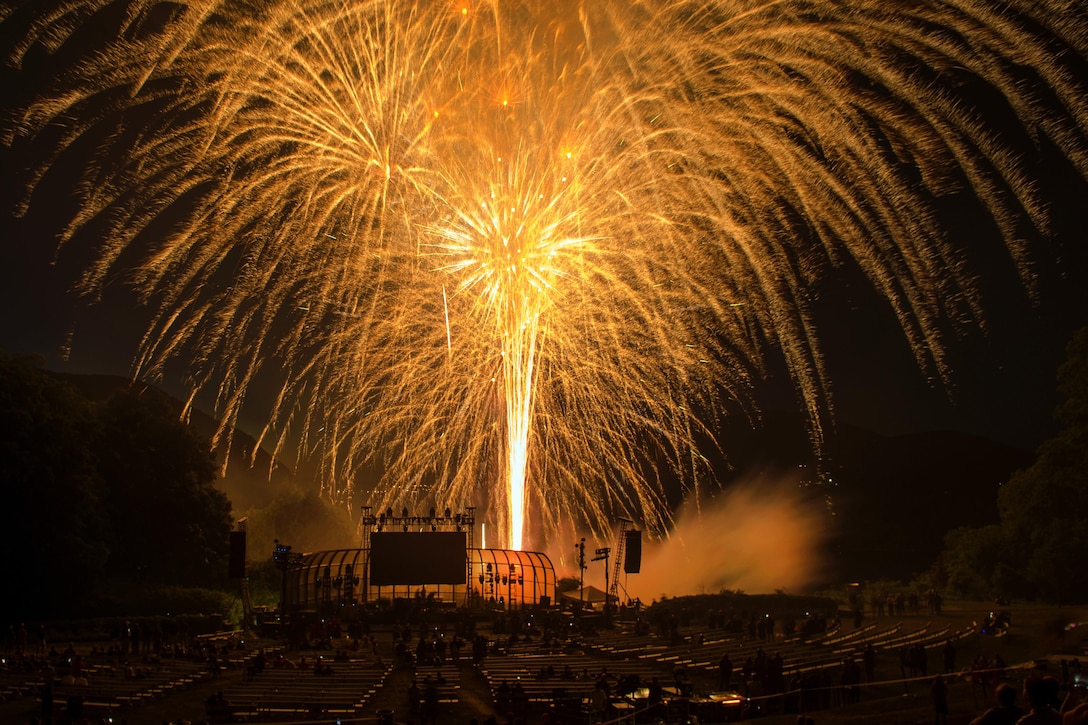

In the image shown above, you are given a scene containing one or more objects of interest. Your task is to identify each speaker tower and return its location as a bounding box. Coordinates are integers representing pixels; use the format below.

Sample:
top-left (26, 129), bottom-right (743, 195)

top-left (623, 529), bottom-right (641, 574)
top-left (229, 530), bottom-right (247, 579)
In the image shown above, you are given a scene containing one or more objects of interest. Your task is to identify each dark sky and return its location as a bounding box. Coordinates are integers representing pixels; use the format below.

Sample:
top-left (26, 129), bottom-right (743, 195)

top-left (2, 3), bottom-right (1087, 458)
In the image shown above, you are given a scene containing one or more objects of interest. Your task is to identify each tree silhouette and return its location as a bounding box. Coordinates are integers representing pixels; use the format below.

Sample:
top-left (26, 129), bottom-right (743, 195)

top-left (0, 355), bottom-right (233, 617)
top-left (95, 388), bottom-right (231, 586)
top-left (941, 328), bottom-right (1088, 602)
top-left (0, 355), bottom-right (109, 617)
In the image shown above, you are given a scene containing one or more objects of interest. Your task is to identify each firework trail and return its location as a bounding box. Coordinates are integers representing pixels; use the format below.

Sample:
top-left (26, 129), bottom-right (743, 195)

top-left (3, 0), bottom-right (1086, 549)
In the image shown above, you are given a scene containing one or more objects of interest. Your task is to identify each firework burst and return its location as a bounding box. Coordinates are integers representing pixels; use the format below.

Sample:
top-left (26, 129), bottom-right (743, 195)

top-left (4, 0), bottom-right (1087, 549)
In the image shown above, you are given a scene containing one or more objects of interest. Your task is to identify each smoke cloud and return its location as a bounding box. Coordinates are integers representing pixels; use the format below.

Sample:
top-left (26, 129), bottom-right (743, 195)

top-left (565, 476), bottom-right (832, 600)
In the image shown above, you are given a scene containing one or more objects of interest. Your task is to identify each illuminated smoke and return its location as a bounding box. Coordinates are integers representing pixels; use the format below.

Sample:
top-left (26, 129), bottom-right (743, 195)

top-left (562, 477), bottom-right (831, 599)
top-left (628, 480), bottom-right (832, 599)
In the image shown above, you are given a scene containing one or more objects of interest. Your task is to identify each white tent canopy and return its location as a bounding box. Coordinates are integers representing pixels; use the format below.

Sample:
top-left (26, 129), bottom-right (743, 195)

top-left (560, 585), bottom-right (609, 604)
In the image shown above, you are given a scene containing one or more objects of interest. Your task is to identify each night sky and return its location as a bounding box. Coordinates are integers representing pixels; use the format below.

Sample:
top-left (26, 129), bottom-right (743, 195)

top-left (2, 1), bottom-right (1087, 465)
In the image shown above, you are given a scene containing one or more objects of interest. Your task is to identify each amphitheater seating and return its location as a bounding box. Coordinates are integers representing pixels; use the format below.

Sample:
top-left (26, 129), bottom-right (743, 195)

top-left (217, 653), bottom-right (392, 722)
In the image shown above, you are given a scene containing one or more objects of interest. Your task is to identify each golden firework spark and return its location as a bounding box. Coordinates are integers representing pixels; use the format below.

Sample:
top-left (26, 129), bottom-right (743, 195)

top-left (4, 0), bottom-right (1087, 549)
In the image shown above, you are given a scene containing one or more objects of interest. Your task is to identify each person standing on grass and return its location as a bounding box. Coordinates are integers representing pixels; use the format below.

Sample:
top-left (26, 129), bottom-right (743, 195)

top-left (932, 674), bottom-right (949, 725)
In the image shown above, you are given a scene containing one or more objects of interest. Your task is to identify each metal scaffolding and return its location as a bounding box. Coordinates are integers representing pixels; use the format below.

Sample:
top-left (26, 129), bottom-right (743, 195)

top-left (281, 546), bottom-right (557, 613)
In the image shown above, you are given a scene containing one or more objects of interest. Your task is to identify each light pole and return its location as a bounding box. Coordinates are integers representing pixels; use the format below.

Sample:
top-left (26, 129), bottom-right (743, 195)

top-left (576, 538), bottom-right (586, 608)
top-left (593, 547), bottom-right (611, 618)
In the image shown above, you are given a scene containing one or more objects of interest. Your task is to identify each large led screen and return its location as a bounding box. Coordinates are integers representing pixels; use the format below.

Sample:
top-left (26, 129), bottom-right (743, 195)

top-left (369, 531), bottom-right (467, 585)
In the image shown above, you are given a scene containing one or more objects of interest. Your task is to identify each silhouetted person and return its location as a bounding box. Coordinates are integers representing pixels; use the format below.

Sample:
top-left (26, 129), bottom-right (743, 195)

top-left (719, 652), bottom-right (733, 689)
top-left (590, 681), bottom-right (608, 723)
top-left (407, 678), bottom-right (421, 721)
top-left (422, 677), bottom-right (439, 725)
top-left (863, 642), bottom-right (876, 682)
top-left (970, 683), bottom-right (1023, 725)
top-left (496, 679), bottom-right (511, 712)
top-left (932, 674), bottom-right (949, 725)
top-left (39, 673), bottom-right (54, 724)
top-left (647, 676), bottom-right (663, 712)
top-left (65, 693), bottom-right (84, 724)
top-left (1017, 677), bottom-right (1062, 724)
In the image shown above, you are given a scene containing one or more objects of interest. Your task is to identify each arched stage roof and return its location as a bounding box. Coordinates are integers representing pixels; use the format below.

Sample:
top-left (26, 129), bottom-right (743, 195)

top-left (285, 547), bottom-right (556, 611)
